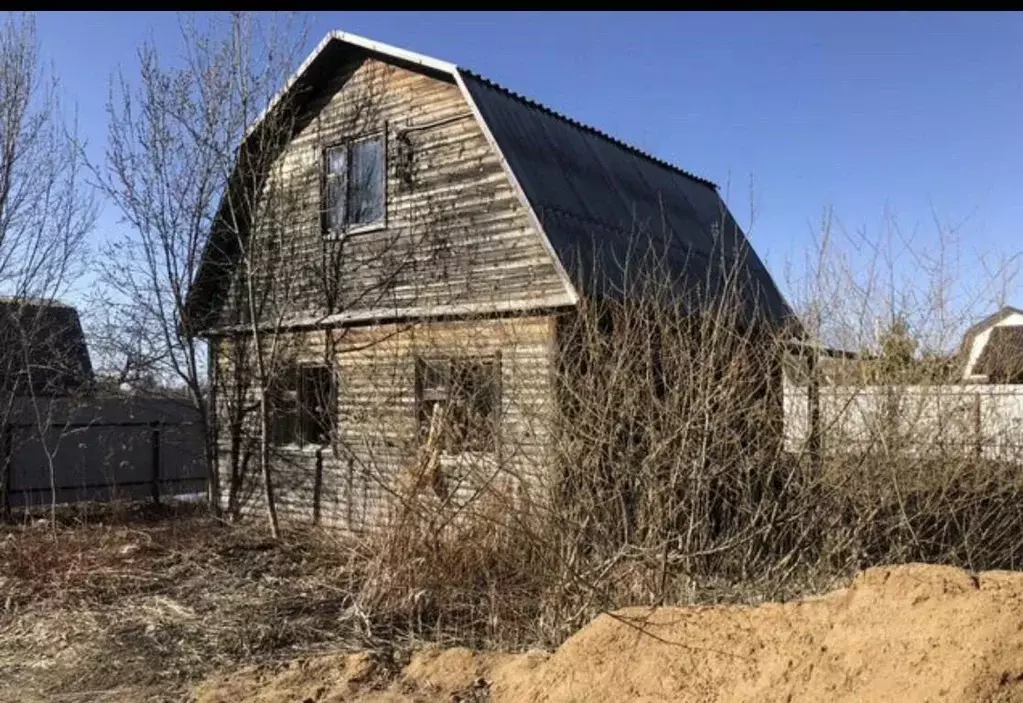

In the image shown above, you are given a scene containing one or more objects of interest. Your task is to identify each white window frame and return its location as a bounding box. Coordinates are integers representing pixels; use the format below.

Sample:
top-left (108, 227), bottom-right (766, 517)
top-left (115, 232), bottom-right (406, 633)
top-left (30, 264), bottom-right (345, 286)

top-left (321, 127), bottom-right (388, 239)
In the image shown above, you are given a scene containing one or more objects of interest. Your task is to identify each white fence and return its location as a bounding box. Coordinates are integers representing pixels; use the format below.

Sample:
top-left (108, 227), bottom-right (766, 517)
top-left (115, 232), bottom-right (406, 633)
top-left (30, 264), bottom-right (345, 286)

top-left (783, 381), bottom-right (1023, 461)
top-left (1, 396), bottom-right (208, 510)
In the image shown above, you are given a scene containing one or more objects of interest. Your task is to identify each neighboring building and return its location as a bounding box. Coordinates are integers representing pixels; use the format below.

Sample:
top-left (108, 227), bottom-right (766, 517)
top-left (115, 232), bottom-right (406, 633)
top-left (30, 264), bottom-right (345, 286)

top-left (0, 300), bottom-right (210, 512)
top-left (184, 31), bottom-right (797, 530)
top-left (0, 298), bottom-right (93, 397)
top-left (960, 306), bottom-right (1023, 383)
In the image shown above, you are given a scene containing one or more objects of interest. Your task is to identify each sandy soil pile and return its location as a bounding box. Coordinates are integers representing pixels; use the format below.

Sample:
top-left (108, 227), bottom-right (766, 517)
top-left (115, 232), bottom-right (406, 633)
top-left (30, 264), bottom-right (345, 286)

top-left (193, 563), bottom-right (1023, 703)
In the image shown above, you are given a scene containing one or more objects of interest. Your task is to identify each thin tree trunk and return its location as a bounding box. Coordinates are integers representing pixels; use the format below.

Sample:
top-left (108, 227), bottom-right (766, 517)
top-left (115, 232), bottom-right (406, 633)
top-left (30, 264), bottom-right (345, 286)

top-left (228, 425), bottom-right (242, 520)
top-left (247, 274), bottom-right (280, 539)
top-left (258, 388), bottom-right (279, 538)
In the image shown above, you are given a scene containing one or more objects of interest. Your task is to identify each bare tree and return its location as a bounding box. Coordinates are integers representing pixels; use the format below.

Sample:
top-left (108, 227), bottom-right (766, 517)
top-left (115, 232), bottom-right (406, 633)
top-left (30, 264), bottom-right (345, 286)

top-left (339, 201), bottom-right (1023, 648)
top-left (93, 12), bottom-right (306, 530)
top-left (0, 13), bottom-right (95, 520)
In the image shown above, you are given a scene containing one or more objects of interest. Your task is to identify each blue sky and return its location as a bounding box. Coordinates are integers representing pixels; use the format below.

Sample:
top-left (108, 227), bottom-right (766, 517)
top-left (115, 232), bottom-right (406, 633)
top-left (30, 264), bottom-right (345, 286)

top-left (31, 11), bottom-right (1023, 327)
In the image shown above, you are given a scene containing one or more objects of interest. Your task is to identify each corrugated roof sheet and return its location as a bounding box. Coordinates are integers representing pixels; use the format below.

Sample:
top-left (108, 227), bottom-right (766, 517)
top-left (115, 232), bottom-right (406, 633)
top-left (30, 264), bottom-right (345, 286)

top-left (459, 69), bottom-right (717, 191)
top-left (186, 31), bottom-right (798, 332)
top-left (459, 70), bottom-right (794, 327)
top-left (976, 325), bottom-right (1023, 382)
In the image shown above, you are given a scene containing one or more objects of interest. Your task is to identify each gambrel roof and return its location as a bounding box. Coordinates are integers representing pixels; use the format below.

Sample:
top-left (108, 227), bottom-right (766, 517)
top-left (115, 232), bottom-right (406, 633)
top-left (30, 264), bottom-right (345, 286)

top-left (975, 325), bottom-right (1023, 382)
top-left (186, 31), bottom-right (797, 333)
top-left (958, 305), bottom-right (1023, 379)
top-left (961, 306), bottom-right (1023, 347)
top-left (0, 298), bottom-right (93, 395)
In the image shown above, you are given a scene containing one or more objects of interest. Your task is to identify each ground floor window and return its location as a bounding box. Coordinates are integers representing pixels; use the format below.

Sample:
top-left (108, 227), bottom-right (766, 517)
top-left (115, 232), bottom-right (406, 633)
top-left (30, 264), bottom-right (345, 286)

top-left (268, 364), bottom-right (336, 447)
top-left (415, 354), bottom-right (501, 453)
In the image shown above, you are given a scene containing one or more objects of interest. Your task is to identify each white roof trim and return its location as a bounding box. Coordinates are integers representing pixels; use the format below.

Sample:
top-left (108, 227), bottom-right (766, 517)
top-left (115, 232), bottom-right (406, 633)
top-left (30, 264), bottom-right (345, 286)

top-left (331, 31), bottom-right (458, 75)
top-left (240, 30), bottom-right (580, 304)
top-left (245, 30), bottom-right (457, 141)
top-left (244, 32), bottom-right (333, 141)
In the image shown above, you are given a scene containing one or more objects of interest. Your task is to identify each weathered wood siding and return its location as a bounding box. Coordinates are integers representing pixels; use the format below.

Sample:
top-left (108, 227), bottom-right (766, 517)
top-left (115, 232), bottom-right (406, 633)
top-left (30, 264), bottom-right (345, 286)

top-left (216, 56), bottom-right (572, 329)
top-left (219, 315), bottom-right (558, 532)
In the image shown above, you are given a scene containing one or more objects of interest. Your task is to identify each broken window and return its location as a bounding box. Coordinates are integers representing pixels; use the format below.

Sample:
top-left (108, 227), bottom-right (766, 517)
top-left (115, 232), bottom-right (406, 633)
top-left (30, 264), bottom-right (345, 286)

top-left (269, 364), bottom-right (336, 447)
top-left (415, 355), bottom-right (501, 453)
top-left (323, 133), bottom-right (386, 235)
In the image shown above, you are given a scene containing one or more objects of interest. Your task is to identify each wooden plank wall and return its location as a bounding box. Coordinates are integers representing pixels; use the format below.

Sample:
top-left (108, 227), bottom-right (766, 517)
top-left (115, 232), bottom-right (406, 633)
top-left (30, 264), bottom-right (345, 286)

top-left (216, 55), bottom-right (572, 329)
top-left (218, 315), bottom-right (558, 533)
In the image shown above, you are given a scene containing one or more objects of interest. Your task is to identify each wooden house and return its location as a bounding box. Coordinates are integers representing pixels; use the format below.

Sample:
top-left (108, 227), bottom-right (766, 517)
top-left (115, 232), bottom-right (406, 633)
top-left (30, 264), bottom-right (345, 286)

top-left (184, 31), bottom-right (797, 530)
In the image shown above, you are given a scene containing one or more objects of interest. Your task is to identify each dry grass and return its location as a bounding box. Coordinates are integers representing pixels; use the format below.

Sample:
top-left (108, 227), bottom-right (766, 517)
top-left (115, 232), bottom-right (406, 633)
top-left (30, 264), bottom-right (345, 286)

top-left (0, 502), bottom-right (401, 703)
top-left (6, 212), bottom-right (1023, 701)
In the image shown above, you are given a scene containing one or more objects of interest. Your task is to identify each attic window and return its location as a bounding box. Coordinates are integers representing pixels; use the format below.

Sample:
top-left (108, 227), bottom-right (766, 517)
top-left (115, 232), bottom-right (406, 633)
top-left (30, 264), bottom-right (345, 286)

top-left (323, 133), bottom-right (386, 235)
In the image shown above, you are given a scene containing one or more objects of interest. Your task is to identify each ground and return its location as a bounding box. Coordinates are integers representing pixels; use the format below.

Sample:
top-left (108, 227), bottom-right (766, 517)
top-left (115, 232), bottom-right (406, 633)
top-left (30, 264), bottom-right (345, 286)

top-left (0, 503), bottom-right (379, 703)
top-left (194, 564), bottom-right (1023, 703)
top-left (6, 504), bottom-right (1023, 702)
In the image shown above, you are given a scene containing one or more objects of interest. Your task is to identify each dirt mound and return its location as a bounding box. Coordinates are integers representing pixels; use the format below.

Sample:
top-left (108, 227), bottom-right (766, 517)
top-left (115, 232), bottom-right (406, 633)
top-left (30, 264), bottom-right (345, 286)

top-left (193, 563), bottom-right (1023, 702)
top-left (518, 563), bottom-right (1023, 702)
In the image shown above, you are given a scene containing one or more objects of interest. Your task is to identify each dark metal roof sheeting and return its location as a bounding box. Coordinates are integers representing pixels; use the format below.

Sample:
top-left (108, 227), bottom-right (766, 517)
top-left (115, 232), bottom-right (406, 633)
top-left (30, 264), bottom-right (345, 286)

top-left (459, 70), bottom-right (796, 329)
top-left (184, 32), bottom-right (798, 333)
top-left (0, 300), bottom-right (93, 394)
top-left (976, 325), bottom-right (1023, 381)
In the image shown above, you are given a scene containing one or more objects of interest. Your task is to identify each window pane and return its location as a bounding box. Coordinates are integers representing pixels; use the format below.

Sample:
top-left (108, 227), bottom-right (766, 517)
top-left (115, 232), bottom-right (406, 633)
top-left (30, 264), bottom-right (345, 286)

top-left (326, 175), bottom-right (346, 233)
top-left (469, 361), bottom-right (498, 422)
top-left (271, 400), bottom-right (298, 446)
top-left (416, 358), bottom-right (449, 444)
top-left (269, 367), bottom-right (301, 446)
top-left (324, 147), bottom-right (347, 233)
top-left (456, 359), bottom-right (500, 451)
top-left (326, 146), bottom-right (347, 175)
top-left (420, 358), bottom-right (449, 395)
top-left (348, 137), bottom-right (384, 226)
top-left (415, 356), bottom-right (500, 453)
top-left (299, 366), bottom-right (335, 445)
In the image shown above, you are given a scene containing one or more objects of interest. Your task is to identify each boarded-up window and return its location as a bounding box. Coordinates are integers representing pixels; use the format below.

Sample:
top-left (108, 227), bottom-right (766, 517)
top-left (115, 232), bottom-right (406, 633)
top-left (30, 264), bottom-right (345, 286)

top-left (415, 355), bottom-right (501, 453)
top-left (269, 365), bottom-right (336, 447)
top-left (323, 133), bottom-right (385, 235)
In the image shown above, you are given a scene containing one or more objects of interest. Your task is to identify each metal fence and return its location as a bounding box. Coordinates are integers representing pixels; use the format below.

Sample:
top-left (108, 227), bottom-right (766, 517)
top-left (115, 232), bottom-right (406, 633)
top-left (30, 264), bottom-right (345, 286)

top-left (1, 396), bottom-right (208, 510)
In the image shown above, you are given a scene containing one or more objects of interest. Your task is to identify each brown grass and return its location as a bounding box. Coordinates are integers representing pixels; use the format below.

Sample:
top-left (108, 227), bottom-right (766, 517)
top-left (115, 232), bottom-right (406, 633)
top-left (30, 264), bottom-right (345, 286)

top-left (0, 502), bottom-right (392, 702)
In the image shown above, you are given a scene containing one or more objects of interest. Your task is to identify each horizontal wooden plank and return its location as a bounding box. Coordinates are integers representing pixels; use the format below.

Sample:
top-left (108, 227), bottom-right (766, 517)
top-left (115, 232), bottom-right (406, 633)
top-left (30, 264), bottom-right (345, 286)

top-left (211, 56), bottom-right (573, 331)
top-left (214, 315), bottom-right (556, 532)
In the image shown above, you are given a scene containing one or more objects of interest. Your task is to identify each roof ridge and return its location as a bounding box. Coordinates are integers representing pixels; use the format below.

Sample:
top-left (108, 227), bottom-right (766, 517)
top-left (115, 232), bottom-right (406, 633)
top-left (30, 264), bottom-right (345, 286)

top-left (458, 68), bottom-right (718, 191)
top-left (963, 304), bottom-right (1023, 340)
top-left (0, 295), bottom-right (73, 308)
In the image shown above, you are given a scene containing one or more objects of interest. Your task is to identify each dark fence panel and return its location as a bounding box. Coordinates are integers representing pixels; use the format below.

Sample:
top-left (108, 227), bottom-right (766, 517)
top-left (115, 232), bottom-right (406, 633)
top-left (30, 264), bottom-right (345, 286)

top-left (1, 397), bottom-right (208, 510)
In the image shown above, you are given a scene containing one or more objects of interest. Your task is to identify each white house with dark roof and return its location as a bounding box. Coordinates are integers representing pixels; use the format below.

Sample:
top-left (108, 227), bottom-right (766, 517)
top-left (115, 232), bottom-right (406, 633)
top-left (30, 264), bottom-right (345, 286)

top-left (960, 306), bottom-right (1023, 383)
